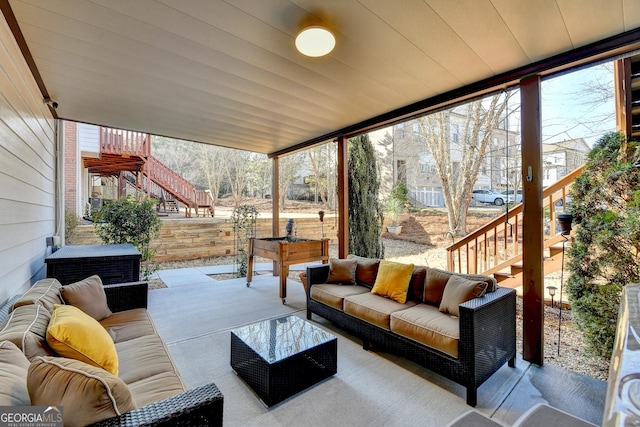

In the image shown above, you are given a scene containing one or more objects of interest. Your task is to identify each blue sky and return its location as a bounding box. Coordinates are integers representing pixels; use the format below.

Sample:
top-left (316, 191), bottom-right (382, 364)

top-left (541, 63), bottom-right (615, 146)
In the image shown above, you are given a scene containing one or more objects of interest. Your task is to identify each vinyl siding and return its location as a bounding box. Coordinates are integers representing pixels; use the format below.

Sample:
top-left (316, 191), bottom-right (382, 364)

top-left (0, 14), bottom-right (56, 303)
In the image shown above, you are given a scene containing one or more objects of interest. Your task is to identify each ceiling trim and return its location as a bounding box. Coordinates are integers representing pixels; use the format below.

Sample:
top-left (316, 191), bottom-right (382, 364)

top-left (269, 26), bottom-right (640, 158)
top-left (0, 0), bottom-right (57, 118)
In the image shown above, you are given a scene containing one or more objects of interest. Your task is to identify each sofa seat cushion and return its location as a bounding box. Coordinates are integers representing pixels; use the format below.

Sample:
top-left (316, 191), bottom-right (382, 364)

top-left (390, 304), bottom-right (460, 358)
top-left (310, 284), bottom-right (369, 310)
top-left (0, 304), bottom-right (54, 360)
top-left (127, 371), bottom-right (186, 407)
top-left (28, 356), bottom-right (136, 427)
top-left (10, 278), bottom-right (62, 313)
top-left (116, 334), bottom-right (184, 387)
top-left (0, 340), bottom-right (31, 406)
top-left (100, 308), bottom-right (157, 343)
top-left (344, 292), bottom-right (418, 330)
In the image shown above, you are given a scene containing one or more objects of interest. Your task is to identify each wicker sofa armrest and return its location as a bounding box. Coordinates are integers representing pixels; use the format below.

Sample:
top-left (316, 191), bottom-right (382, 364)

top-left (89, 382), bottom-right (223, 427)
top-left (458, 286), bottom-right (517, 376)
top-left (103, 281), bottom-right (148, 312)
top-left (306, 265), bottom-right (330, 297)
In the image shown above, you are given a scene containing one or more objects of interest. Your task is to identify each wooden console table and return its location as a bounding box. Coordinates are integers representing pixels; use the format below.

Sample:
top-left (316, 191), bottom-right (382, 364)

top-left (246, 237), bottom-right (329, 304)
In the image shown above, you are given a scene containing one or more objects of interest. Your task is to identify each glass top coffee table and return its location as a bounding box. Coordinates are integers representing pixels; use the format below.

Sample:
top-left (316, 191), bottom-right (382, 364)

top-left (230, 315), bottom-right (337, 406)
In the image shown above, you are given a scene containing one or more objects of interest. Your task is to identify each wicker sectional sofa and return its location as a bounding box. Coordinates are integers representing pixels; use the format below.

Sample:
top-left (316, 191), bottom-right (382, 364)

top-left (306, 255), bottom-right (516, 407)
top-left (0, 276), bottom-right (223, 427)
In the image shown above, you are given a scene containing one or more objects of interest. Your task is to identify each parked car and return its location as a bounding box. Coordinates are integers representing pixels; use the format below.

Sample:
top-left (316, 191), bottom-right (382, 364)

top-left (472, 189), bottom-right (514, 206)
top-left (502, 189), bottom-right (523, 203)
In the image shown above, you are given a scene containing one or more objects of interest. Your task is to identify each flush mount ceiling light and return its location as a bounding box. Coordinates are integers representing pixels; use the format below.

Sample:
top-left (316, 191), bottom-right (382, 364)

top-left (295, 26), bottom-right (335, 57)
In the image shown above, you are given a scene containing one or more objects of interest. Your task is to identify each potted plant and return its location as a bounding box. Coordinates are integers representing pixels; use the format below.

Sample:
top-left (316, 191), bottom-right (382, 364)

top-left (384, 182), bottom-right (409, 235)
top-left (384, 197), bottom-right (405, 234)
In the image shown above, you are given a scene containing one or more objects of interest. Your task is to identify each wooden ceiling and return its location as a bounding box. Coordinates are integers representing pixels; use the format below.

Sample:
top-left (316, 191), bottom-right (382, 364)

top-left (5, 0), bottom-right (640, 155)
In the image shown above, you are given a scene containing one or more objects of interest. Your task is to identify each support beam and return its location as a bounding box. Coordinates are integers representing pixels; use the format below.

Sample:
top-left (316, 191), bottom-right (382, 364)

top-left (521, 75), bottom-right (544, 365)
top-left (272, 156), bottom-right (280, 237)
top-left (337, 136), bottom-right (348, 258)
top-left (614, 58), bottom-right (632, 138)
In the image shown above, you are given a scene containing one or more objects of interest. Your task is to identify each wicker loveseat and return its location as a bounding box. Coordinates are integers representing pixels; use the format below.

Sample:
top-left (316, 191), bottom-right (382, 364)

top-left (306, 255), bottom-right (516, 407)
top-left (0, 276), bottom-right (223, 427)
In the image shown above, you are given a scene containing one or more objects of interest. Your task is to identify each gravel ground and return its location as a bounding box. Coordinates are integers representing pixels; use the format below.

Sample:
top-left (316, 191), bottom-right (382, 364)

top-left (152, 235), bottom-right (610, 380)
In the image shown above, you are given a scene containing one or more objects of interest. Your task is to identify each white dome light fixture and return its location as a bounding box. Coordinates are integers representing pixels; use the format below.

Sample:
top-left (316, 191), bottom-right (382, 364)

top-left (295, 26), bottom-right (335, 57)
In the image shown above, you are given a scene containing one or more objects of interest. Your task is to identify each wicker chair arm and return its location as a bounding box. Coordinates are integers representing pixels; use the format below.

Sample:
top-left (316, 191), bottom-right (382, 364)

top-left (306, 265), bottom-right (330, 297)
top-left (458, 287), bottom-right (516, 367)
top-left (89, 382), bottom-right (223, 427)
top-left (103, 281), bottom-right (148, 312)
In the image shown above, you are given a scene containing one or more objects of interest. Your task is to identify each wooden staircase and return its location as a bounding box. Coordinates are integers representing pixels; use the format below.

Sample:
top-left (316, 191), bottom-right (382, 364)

top-left (84, 128), bottom-right (214, 217)
top-left (446, 166), bottom-right (583, 298)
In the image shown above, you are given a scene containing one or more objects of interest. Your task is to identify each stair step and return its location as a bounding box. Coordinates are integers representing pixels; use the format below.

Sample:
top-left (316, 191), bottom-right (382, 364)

top-left (493, 271), bottom-right (513, 281)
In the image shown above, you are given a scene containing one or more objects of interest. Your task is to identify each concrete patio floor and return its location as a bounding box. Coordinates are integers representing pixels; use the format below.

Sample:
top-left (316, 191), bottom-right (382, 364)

top-left (149, 263), bottom-right (607, 426)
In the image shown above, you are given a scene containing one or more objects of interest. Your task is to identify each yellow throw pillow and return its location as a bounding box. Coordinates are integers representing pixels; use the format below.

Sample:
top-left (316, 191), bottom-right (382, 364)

top-left (46, 305), bottom-right (118, 376)
top-left (371, 260), bottom-right (415, 304)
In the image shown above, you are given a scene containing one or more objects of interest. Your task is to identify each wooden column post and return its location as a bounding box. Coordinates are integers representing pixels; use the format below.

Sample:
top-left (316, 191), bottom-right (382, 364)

top-left (614, 58), bottom-right (632, 138)
top-left (337, 136), bottom-right (349, 258)
top-left (272, 156), bottom-right (280, 273)
top-left (521, 75), bottom-right (545, 365)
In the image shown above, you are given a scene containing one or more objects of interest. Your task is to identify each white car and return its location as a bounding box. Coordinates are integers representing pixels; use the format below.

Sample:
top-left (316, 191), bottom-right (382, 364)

top-left (472, 189), bottom-right (514, 206)
top-left (502, 189), bottom-right (523, 203)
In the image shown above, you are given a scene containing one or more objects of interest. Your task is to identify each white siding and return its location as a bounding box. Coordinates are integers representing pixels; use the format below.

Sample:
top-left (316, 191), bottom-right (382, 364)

top-left (0, 16), bottom-right (56, 303)
top-left (78, 123), bottom-right (99, 156)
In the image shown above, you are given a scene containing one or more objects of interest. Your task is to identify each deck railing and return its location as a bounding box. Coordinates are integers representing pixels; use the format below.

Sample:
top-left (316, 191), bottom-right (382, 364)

top-left (446, 165), bottom-right (584, 275)
top-left (100, 128), bottom-right (150, 157)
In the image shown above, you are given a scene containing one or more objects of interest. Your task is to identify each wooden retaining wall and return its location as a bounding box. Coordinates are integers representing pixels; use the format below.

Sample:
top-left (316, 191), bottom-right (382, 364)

top-left (69, 216), bottom-right (338, 262)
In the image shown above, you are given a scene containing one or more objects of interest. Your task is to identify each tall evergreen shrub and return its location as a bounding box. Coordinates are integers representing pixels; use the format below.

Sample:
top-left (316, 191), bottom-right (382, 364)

top-left (347, 134), bottom-right (384, 258)
top-left (567, 132), bottom-right (640, 357)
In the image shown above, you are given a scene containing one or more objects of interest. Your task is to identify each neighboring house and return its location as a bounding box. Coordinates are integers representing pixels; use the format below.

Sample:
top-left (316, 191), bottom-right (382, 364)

top-left (542, 139), bottom-right (591, 186)
top-left (391, 106), bottom-right (519, 207)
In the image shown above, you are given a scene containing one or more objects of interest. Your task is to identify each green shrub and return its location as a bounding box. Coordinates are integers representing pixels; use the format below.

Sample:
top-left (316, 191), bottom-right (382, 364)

top-left (567, 132), bottom-right (640, 357)
top-left (94, 196), bottom-right (162, 280)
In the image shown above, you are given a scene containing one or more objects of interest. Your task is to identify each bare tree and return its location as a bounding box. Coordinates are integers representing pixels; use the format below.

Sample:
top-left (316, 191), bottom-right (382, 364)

top-left (199, 145), bottom-right (227, 203)
top-left (222, 149), bottom-right (252, 206)
top-left (277, 152), bottom-right (305, 210)
top-left (417, 91), bottom-right (514, 236)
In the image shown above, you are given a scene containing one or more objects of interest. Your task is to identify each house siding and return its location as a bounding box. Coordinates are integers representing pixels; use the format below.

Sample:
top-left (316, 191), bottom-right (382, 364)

top-left (0, 15), bottom-right (56, 303)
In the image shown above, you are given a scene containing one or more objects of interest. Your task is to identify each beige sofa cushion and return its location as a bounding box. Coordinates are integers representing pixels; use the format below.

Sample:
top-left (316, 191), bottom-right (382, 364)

top-left (128, 371), bottom-right (187, 407)
top-left (100, 308), bottom-right (157, 343)
top-left (344, 292), bottom-right (417, 330)
top-left (390, 304), bottom-right (460, 358)
top-left (10, 278), bottom-right (62, 313)
top-left (310, 284), bottom-right (369, 310)
top-left (60, 275), bottom-right (112, 321)
top-left (116, 334), bottom-right (185, 391)
top-left (424, 268), bottom-right (496, 306)
top-left (0, 304), bottom-right (54, 360)
top-left (28, 356), bottom-right (136, 427)
top-left (0, 340), bottom-right (31, 406)
top-left (439, 275), bottom-right (488, 316)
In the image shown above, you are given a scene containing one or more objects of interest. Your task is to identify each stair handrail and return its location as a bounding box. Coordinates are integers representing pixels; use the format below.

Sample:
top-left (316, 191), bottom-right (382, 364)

top-left (446, 165), bottom-right (585, 274)
top-left (145, 156), bottom-right (195, 207)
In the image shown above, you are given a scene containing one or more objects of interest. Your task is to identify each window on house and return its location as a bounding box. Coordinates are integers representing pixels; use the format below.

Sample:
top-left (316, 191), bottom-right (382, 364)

top-left (418, 152), bottom-right (436, 173)
top-left (451, 124), bottom-right (459, 143)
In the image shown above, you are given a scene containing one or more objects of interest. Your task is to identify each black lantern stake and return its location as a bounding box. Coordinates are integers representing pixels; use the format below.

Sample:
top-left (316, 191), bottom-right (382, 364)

top-left (556, 213), bottom-right (573, 355)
